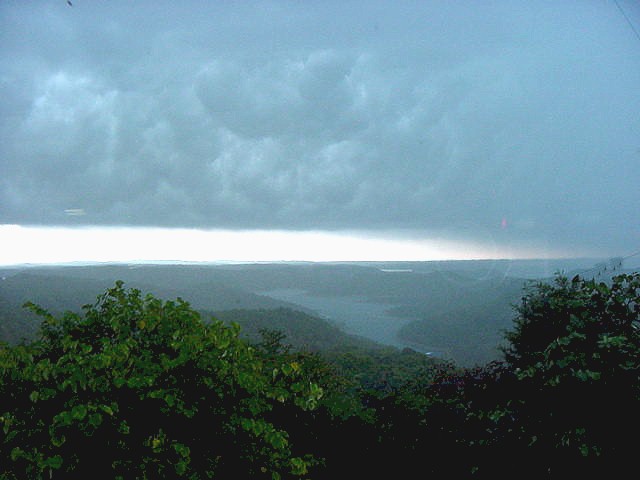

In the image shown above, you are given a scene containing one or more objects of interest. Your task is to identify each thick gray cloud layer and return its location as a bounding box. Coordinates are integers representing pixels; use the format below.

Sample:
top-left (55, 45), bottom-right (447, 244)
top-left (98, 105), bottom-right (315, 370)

top-left (1, 0), bottom-right (639, 255)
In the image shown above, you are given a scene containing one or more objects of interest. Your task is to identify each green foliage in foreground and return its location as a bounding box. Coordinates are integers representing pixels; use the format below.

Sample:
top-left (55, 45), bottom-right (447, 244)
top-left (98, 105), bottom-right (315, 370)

top-left (496, 273), bottom-right (640, 475)
top-left (411, 273), bottom-right (640, 476)
top-left (1, 273), bottom-right (638, 478)
top-left (0, 282), bottom-right (322, 479)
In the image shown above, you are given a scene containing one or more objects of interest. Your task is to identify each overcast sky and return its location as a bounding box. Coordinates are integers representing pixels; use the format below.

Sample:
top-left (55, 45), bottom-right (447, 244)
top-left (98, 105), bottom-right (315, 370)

top-left (1, 0), bottom-right (639, 262)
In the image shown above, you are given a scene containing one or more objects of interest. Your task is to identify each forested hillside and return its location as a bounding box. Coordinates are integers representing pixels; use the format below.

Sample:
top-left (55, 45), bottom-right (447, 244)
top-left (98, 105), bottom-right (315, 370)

top-left (0, 269), bottom-right (302, 345)
top-left (213, 308), bottom-right (378, 352)
top-left (396, 279), bottom-right (525, 365)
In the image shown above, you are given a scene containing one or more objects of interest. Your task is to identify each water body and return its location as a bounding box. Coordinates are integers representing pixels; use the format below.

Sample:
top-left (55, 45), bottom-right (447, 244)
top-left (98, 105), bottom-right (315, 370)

top-left (260, 288), bottom-right (433, 352)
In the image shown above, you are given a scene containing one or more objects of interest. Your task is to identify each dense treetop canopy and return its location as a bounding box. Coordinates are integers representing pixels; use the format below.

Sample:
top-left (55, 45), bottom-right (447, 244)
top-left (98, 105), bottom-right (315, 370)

top-left (0, 282), bottom-right (322, 479)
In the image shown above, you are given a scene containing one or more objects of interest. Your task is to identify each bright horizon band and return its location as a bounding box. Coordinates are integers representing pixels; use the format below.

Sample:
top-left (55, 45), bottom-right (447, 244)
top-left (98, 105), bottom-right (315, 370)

top-left (0, 224), bottom-right (577, 266)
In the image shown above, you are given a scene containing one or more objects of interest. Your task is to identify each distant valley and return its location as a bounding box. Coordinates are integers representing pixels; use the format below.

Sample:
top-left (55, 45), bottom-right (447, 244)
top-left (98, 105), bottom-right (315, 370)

top-left (1, 258), bottom-right (633, 366)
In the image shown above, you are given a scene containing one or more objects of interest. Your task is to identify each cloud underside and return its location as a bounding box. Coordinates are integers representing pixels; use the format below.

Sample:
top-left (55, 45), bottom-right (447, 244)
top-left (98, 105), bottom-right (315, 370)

top-left (1, 1), bottom-right (639, 255)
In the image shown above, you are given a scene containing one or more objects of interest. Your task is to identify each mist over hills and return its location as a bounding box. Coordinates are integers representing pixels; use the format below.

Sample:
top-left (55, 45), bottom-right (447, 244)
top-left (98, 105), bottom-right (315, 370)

top-left (1, 258), bottom-right (634, 365)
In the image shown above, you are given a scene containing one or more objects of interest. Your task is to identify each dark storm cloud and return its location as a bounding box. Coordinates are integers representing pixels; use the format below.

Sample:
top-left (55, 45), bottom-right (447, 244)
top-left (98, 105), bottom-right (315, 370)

top-left (1, 0), bottom-right (639, 255)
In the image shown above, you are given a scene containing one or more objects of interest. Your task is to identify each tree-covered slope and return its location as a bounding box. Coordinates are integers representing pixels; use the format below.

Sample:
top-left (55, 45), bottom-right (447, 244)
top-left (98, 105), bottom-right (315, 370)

top-left (213, 307), bottom-right (380, 352)
top-left (396, 285), bottom-right (523, 366)
top-left (0, 271), bottom-right (301, 344)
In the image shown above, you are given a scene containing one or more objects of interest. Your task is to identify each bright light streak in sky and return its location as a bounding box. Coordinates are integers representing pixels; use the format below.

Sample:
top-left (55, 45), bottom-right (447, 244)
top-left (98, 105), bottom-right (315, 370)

top-left (0, 225), bottom-right (572, 266)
